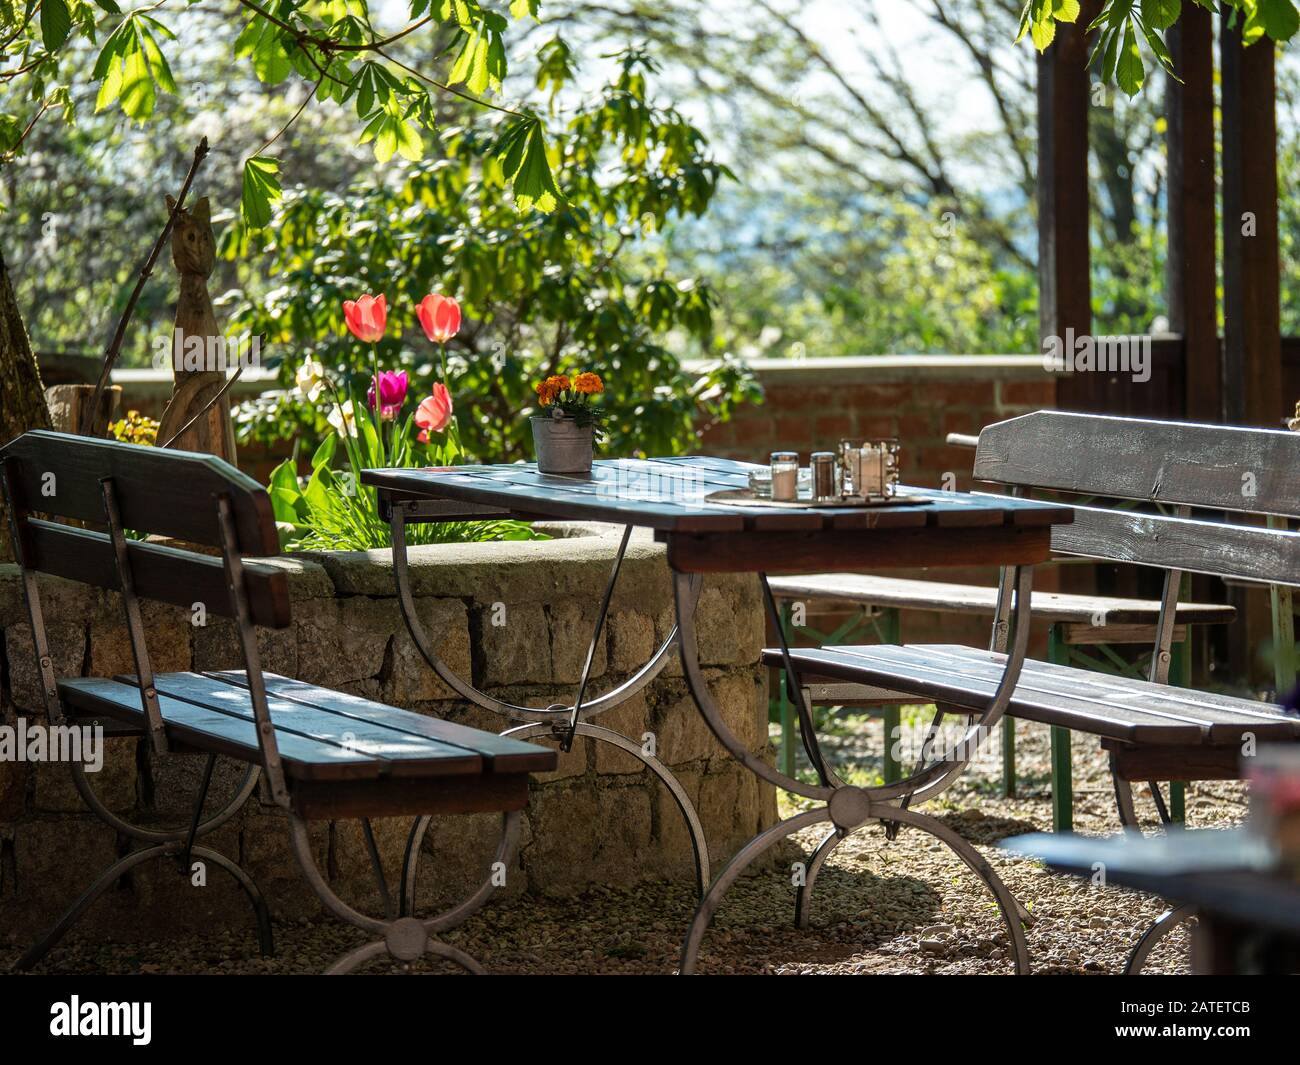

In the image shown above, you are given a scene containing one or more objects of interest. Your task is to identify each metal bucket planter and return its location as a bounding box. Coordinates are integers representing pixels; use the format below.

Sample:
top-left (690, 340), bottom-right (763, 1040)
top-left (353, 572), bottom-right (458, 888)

top-left (531, 415), bottom-right (594, 474)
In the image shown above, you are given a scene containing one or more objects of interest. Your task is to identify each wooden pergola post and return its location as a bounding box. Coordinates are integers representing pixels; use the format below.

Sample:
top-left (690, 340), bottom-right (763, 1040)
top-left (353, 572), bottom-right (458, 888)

top-left (1166, 5), bottom-right (1218, 423)
top-left (1220, 20), bottom-right (1282, 429)
top-left (1037, 3), bottom-right (1096, 414)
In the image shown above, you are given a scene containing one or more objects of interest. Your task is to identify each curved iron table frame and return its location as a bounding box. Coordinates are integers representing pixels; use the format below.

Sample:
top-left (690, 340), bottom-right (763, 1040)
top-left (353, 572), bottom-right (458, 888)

top-left (675, 565), bottom-right (1038, 975)
top-left (389, 503), bottom-right (713, 904)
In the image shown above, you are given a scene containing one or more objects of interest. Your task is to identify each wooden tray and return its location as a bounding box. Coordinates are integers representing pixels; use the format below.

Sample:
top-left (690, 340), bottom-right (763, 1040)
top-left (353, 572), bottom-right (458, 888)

top-left (702, 487), bottom-right (928, 510)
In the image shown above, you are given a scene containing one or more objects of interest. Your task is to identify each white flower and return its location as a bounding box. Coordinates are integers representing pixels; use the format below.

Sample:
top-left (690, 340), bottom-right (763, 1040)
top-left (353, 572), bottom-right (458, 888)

top-left (296, 358), bottom-right (326, 402)
top-left (327, 398), bottom-right (358, 438)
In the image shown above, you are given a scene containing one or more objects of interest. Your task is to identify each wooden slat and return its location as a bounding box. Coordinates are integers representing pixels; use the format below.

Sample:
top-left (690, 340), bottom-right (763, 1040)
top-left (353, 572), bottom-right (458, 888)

top-left (138, 672), bottom-right (485, 778)
top-left (58, 677), bottom-right (382, 782)
top-left (975, 411), bottom-right (1300, 517)
top-left (774, 644), bottom-right (1205, 744)
top-left (663, 524), bottom-right (1053, 575)
top-left (769, 643), bottom-right (1300, 744)
top-left (909, 645), bottom-right (1300, 742)
top-left (765, 573), bottom-right (1236, 626)
top-left (1051, 503), bottom-right (1300, 587)
top-left (25, 519), bottom-right (290, 628)
top-left (207, 671), bottom-right (556, 773)
top-left (0, 430), bottom-right (277, 552)
top-left (290, 772), bottom-right (531, 820)
top-left (1102, 741), bottom-right (1242, 782)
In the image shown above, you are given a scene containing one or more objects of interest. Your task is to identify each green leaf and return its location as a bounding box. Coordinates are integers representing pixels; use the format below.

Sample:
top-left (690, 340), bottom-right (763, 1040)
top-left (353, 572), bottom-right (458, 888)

top-left (1140, 0), bottom-right (1181, 29)
top-left (1244, 0), bottom-right (1300, 42)
top-left (1053, 0), bottom-right (1082, 21)
top-left (311, 432), bottom-right (338, 470)
top-left (40, 0), bottom-right (72, 51)
top-left (1116, 20), bottom-right (1145, 95)
top-left (1030, 15), bottom-right (1056, 50)
top-left (241, 155), bottom-right (282, 228)
top-left (498, 117), bottom-right (561, 213)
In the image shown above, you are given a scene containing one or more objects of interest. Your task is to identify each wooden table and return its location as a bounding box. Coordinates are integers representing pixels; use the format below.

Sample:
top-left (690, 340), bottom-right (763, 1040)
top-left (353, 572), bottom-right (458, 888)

top-left (1004, 828), bottom-right (1300, 974)
top-left (363, 456), bottom-right (1074, 972)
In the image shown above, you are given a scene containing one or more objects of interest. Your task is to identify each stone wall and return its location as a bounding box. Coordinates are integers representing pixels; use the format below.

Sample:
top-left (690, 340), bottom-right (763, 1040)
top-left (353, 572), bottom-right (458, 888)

top-left (0, 526), bottom-right (774, 944)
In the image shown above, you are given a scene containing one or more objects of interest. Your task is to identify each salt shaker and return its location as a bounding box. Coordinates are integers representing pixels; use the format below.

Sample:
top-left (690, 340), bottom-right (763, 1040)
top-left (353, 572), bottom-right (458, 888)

top-left (770, 451), bottom-right (798, 502)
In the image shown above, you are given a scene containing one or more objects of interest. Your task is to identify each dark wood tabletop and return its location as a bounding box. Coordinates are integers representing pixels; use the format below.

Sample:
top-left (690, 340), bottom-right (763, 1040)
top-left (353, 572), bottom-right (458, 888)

top-left (363, 456), bottom-right (1073, 573)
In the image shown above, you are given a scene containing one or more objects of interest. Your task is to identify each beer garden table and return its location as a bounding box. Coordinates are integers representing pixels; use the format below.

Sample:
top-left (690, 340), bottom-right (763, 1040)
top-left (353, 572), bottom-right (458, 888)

top-left (362, 455), bottom-right (1074, 972)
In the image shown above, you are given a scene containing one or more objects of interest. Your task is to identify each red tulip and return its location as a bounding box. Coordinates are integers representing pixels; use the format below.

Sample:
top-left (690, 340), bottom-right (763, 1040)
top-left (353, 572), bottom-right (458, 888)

top-left (343, 294), bottom-right (387, 344)
top-left (414, 383), bottom-right (453, 442)
top-left (417, 293), bottom-right (461, 344)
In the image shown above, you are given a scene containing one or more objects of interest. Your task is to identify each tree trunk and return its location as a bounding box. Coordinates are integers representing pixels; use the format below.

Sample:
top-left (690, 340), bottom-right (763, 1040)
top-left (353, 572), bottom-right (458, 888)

top-left (0, 242), bottom-right (51, 562)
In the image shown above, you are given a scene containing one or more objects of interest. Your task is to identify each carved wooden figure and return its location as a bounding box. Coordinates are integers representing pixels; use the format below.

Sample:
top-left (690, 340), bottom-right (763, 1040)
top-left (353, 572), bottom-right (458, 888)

top-left (155, 195), bottom-right (238, 462)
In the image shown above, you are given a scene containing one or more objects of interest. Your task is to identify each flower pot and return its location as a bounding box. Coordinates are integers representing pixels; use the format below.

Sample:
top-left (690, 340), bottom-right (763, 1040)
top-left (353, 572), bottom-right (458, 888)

top-left (531, 415), bottom-right (594, 474)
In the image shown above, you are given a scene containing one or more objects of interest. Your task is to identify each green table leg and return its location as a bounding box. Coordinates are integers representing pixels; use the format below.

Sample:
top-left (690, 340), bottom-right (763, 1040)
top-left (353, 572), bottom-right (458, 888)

top-left (876, 607), bottom-right (902, 784)
top-left (882, 705), bottom-right (901, 784)
top-left (1048, 624), bottom-right (1073, 833)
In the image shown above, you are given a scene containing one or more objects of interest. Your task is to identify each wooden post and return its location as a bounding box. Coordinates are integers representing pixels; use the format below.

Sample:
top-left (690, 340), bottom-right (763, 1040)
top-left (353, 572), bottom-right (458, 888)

top-left (1221, 23), bottom-right (1282, 428)
top-left (1221, 22), bottom-right (1283, 687)
top-left (1166, 5), bottom-right (1219, 423)
top-left (1038, 0), bottom-right (1098, 413)
top-left (46, 384), bottom-right (121, 437)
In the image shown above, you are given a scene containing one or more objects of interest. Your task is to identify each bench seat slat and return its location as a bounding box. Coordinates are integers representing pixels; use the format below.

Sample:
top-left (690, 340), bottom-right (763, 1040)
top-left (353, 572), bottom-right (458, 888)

top-left (905, 645), bottom-right (1300, 742)
top-left (59, 678), bottom-right (385, 781)
top-left (765, 573), bottom-right (1236, 626)
top-left (131, 673), bottom-right (486, 778)
top-left (764, 644), bottom-right (1300, 745)
top-left (205, 671), bottom-right (555, 773)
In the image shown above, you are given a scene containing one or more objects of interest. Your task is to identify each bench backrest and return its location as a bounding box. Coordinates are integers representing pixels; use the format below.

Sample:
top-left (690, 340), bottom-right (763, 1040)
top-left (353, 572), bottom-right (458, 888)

top-left (974, 411), bottom-right (1300, 588)
top-left (1, 431), bottom-right (292, 804)
top-left (1, 431), bottom-right (289, 625)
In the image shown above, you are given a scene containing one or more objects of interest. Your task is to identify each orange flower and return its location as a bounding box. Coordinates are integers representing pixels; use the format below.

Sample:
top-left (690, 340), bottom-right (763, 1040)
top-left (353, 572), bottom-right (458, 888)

top-left (573, 372), bottom-right (604, 395)
top-left (534, 374), bottom-right (570, 406)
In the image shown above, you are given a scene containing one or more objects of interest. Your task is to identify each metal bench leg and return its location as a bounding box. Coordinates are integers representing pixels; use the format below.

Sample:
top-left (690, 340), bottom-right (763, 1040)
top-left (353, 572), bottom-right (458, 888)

top-left (1126, 904), bottom-right (1197, 974)
top-left (14, 842), bottom-right (273, 971)
top-left (1047, 625), bottom-right (1073, 832)
top-left (294, 811), bottom-right (520, 975)
top-left (794, 827), bottom-right (846, 930)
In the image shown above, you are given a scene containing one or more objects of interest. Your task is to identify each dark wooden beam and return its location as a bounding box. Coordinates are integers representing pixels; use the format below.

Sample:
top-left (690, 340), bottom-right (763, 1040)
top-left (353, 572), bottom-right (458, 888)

top-left (1038, 0), bottom-right (1100, 412)
top-left (1166, 4), bottom-right (1219, 422)
top-left (1221, 21), bottom-right (1283, 428)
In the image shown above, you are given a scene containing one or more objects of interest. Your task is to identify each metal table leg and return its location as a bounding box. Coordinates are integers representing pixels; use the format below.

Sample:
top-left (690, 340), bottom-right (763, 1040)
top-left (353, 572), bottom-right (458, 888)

top-left (389, 506), bottom-right (712, 907)
top-left (675, 566), bottom-right (1037, 975)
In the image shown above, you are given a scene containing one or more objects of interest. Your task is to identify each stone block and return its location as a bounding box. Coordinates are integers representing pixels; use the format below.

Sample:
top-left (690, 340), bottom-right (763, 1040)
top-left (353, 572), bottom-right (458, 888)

top-left (548, 599), bottom-right (608, 685)
top-left (382, 598), bottom-right (471, 703)
top-left (474, 602), bottom-right (551, 685)
top-left (4, 621), bottom-right (84, 711)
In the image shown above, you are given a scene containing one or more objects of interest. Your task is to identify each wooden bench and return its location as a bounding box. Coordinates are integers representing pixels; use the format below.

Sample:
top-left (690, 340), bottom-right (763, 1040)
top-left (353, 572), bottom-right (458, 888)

top-left (767, 572), bottom-right (1236, 798)
top-left (1, 430), bottom-right (555, 974)
top-left (764, 411), bottom-right (1300, 837)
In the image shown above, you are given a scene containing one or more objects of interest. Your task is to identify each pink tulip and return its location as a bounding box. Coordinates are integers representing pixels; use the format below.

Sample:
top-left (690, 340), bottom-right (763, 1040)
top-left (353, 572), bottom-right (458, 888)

top-left (414, 383), bottom-right (453, 442)
top-left (367, 370), bottom-right (408, 420)
top-left (417, 293), bottom-right (461, 344)
top-left (343, 294), bottom-right (387, 344)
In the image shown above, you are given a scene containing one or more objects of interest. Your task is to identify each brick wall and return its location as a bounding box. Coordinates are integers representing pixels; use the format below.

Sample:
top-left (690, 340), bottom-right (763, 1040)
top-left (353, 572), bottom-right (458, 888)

top-left (694, 355), bottom-right (1063, 651)
top-left (697, 354), bottom-right (1056, 494)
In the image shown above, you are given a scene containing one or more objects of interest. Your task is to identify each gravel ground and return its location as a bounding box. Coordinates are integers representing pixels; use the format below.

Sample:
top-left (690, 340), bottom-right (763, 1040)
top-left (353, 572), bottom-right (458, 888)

top-left (2, 709), bottom-right (1245, 975)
